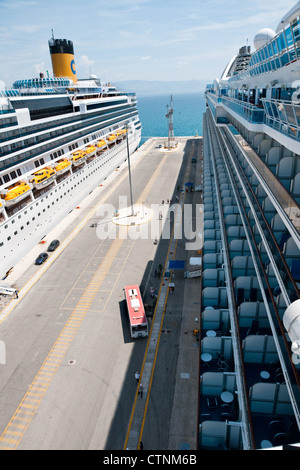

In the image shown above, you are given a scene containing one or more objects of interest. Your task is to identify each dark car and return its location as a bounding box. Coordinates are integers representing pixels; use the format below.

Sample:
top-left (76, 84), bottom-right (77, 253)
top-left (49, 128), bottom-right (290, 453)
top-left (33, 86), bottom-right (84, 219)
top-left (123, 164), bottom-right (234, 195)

top-left (35, 252), bottom-right (48, 265)
top-left (192, 158), bottom-right (197, 163)
top-left (47, 239), bottom-right (60, 252)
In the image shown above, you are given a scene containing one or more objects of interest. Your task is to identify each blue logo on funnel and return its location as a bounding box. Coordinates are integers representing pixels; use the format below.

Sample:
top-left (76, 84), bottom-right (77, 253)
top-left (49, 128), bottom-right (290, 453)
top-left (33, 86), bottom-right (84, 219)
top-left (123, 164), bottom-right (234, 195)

top-left (70, 59), bottom-right (76, 75)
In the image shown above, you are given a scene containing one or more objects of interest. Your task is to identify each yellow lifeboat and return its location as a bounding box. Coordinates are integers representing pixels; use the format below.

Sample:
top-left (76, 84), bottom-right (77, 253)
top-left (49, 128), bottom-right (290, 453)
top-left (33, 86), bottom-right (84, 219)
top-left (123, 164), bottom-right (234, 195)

top-left (53, 158), bottom-right (71, 175)
top-left (116, 130), bottom-right (124, 142)
top-left (85, 145), bottom-right (96, 158)
top-left (30, 167), bottom-right (56, 189)
top-left (107, 134), bottom-right (117, 144)
top-left (0, 181), bottom-right (32, 207)
top-left (70, 150), bottom-right (86, 166)
top-left (97, 139), bottom-right (107, 149)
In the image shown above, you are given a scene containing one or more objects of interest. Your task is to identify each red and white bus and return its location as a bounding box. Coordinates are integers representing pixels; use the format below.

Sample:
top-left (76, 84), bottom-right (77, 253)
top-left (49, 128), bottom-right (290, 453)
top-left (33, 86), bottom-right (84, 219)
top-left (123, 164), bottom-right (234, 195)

top-left (124, 285), bottom-right (148, 338)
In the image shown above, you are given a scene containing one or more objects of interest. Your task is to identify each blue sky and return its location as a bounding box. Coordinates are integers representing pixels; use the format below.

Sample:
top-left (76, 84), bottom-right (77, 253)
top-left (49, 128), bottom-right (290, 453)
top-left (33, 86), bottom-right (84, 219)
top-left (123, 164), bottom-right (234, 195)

top-left (0, 0), bottom-right (297, 86)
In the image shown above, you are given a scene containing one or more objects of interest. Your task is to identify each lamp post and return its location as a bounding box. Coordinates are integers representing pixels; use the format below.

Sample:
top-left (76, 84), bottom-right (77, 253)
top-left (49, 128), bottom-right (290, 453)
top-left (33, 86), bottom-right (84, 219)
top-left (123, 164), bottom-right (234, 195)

top-left (126, 123), bottom-right (134, 216)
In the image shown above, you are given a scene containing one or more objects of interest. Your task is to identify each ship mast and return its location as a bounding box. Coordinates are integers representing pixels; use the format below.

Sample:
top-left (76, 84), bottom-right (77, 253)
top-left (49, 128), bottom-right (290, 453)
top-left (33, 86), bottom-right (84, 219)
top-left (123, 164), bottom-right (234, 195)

top-left (166, 95), bottom-right (174, 150)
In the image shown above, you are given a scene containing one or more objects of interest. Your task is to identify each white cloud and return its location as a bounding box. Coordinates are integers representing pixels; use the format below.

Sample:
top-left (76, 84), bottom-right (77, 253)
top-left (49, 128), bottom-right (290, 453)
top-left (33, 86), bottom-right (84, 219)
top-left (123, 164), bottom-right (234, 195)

top-left (78, 55), bottom-right (94, 67)
top-left (0, 0), bottom-right (297, 83)
top-left (0, 1), bottom-right (38, 8)
top-left (33, 62), bottom-right (45, 75)
top-left (177, 61), bottom-right (188, 69)
top-left (14, 24), bottom-right (42, 33)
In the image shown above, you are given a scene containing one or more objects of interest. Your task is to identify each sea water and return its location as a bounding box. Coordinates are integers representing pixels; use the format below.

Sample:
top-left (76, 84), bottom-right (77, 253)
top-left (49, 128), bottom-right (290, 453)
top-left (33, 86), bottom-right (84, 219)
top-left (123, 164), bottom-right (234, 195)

top-left (137, 92), bottom-right (206, 145)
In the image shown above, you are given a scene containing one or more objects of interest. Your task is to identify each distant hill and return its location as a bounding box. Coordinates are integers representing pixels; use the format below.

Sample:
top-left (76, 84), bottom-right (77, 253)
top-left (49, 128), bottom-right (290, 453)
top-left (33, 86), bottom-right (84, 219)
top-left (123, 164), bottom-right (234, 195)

top-left (114, 80), bottom-right (207, 96)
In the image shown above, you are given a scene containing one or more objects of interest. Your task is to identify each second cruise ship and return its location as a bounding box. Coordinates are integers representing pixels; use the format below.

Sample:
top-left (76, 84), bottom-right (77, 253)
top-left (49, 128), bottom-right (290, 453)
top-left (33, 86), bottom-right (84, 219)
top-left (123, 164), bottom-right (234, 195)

top-left (199, 2), bottom-right (300, 450)
top-left (0, 35), bottom-right (141, 279)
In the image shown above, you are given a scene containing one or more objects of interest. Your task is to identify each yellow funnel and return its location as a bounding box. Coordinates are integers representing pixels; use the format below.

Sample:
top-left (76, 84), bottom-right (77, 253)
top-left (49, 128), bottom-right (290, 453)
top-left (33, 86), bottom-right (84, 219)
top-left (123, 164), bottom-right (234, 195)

top-left (48, 37), bottom-right (77, 83)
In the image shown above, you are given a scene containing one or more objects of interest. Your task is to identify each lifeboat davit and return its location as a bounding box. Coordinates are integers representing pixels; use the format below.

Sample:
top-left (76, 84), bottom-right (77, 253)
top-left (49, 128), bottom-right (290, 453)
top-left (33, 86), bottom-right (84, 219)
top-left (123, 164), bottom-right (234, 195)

top-left (53, 158), bottom-right (71, 175)
top-left (70, 150), bottom-right (86, 166)
top-left (0, 181), bottom-right (32, 207)
top-left (30, 167), bottom-right (56, 189)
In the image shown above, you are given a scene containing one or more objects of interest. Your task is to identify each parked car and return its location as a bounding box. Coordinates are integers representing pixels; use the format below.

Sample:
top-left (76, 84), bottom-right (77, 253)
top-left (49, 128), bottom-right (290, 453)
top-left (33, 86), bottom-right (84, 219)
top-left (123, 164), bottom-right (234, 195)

top-left (35, 252), bottom-right (48, 265)
top-left (47, 239), bottom-right (60, 252)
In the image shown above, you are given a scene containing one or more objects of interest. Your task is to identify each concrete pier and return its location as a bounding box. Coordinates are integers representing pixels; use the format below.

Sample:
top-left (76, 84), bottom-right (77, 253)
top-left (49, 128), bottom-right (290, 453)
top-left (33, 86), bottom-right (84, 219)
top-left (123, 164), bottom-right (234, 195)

top-left (0, 136), bottom-right (203, 450)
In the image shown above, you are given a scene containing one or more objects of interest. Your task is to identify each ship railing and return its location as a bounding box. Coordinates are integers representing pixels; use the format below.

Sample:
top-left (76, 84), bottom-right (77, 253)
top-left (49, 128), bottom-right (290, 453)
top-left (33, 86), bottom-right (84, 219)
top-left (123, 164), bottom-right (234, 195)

top-left (204, 112), bottom-right (255, 449)
top-left (261, 98), bottom-right (300, 141)
top-left (218, 126), bottom-right (300, 429)
top-left (206, 93), bottom-right (265, 125)
top-left (224, 126), bottom-right (300, 240)
top-left (221, 97), bottom-right (264, 124)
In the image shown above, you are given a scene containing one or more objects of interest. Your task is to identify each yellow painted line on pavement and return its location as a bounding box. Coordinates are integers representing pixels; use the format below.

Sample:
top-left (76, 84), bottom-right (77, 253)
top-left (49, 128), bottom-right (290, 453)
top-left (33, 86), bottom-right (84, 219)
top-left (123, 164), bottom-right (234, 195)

top-left (0, 237), bottom-right (124, 450)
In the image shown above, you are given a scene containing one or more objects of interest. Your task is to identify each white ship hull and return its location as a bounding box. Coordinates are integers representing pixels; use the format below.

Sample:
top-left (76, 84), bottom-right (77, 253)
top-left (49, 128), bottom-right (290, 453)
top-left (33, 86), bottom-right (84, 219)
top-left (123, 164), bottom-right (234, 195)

top-left (0, 131), bottom-right (141, 277)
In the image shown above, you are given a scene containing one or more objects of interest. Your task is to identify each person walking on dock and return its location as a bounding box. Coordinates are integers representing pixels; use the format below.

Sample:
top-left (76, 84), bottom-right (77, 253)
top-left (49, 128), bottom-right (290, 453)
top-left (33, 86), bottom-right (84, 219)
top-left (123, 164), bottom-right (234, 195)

top-left (139, 383), bottom-right (143, 398)
top-left (135, 371), bottom-right (140, 382)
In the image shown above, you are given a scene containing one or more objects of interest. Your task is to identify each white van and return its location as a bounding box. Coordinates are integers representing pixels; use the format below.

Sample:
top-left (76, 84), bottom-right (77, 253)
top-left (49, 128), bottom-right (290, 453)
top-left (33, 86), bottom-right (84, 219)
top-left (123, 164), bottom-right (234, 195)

top-left (0, 284), bottom-right (18, 297)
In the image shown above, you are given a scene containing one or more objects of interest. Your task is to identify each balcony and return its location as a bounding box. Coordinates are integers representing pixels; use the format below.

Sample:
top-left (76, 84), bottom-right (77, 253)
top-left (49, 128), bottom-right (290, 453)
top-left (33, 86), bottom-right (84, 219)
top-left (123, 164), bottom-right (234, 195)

top-left (222, 97), bottom-right (265, 124)
top-left (262, 98), bottom-right (300, 141)
top-left (206, 92), bottom-right (265, 125)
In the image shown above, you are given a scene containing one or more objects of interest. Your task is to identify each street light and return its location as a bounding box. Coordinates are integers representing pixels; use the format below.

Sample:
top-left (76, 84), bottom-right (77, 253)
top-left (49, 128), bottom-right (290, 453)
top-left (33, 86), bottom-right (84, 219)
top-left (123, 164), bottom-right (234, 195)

top-left (125, 123), bottom-right (134, 216)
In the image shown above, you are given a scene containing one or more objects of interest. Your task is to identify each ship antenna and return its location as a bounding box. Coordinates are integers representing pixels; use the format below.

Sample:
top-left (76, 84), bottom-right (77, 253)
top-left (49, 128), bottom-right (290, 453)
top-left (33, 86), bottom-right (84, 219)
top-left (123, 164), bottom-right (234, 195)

top-left (51, 29), bottom-right (54, 40)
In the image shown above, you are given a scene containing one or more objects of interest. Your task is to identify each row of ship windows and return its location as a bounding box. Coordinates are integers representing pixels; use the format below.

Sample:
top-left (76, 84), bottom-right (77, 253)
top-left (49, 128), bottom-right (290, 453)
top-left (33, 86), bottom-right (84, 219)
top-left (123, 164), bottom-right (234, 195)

top-left (0, 117), bottom-right (18, 129)
top-left (0, 167), bottom-right (22, 184)
top-left (0, 152), bottom-right (119, 244)
top-left (0, 151), bottom-right (64, 185)
top-left (249, 18), bottom-right (300, 75)
top-left (0, 109), bottom-right (138, 174)
top-left (249, 49), bottom-right (299, 76)
top-left (0, 103), bottom-right (133, 145)
top-left (0, 106), bottom-right (128, 156)
top-left (0, 100), bottom-right (133, 131)
top-left (0, 108), bottom-right (78, 136)
top-left (0, 124), bottom-right (121, 186)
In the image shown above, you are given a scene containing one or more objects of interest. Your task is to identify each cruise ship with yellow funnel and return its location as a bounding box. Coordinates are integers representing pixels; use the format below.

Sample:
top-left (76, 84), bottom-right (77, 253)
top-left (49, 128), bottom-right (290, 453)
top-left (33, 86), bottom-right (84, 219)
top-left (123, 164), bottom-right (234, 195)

top-left (0, 35), bottom-right (141, 277)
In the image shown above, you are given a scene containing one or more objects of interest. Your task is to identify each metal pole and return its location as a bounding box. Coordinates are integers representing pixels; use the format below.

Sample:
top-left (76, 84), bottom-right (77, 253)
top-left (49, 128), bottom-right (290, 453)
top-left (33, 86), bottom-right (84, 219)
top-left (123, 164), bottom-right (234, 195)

top-left (126, 124), bottom-right (134, 216)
